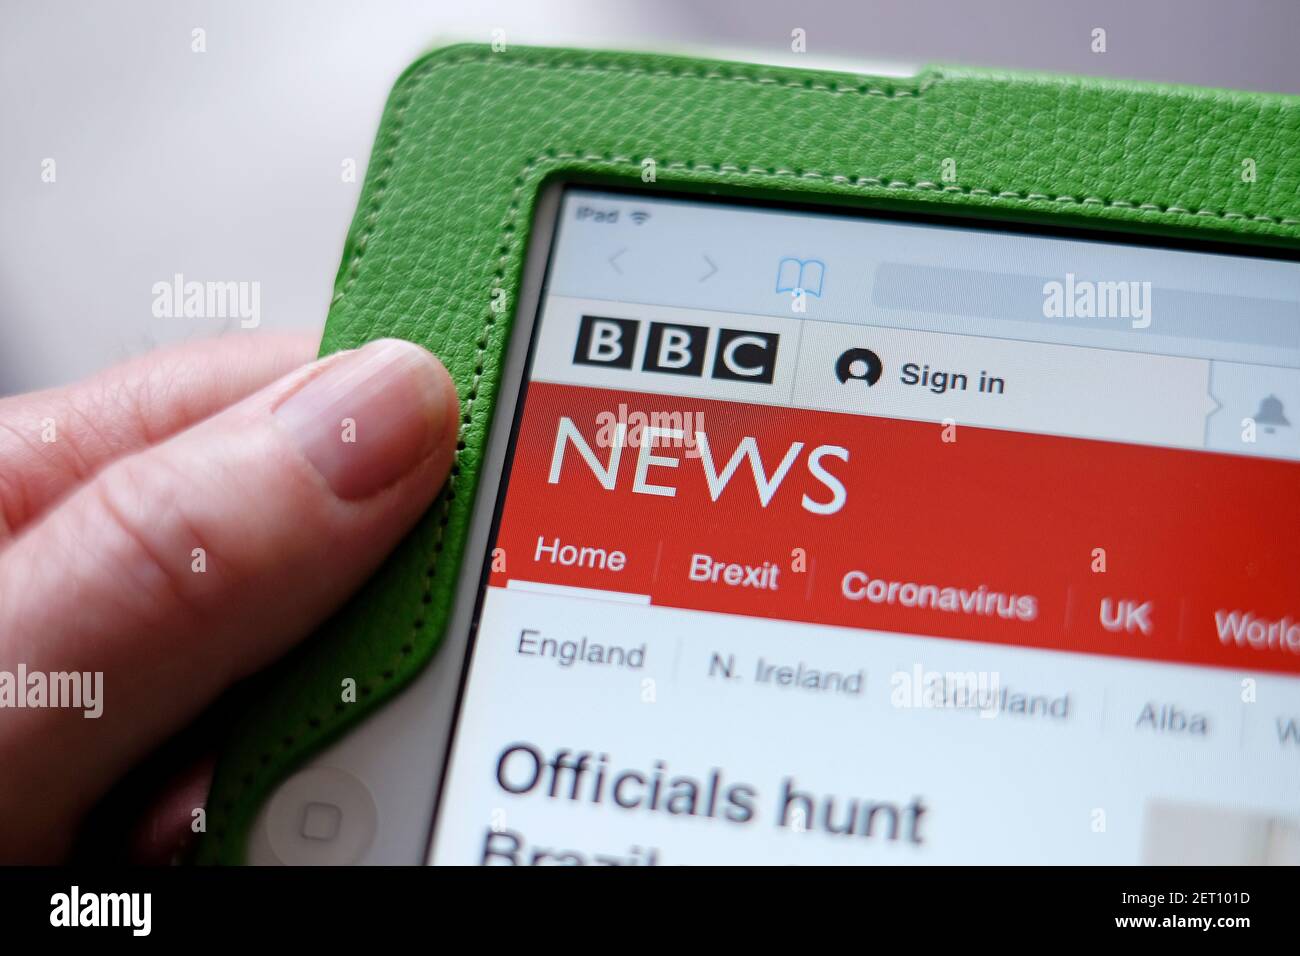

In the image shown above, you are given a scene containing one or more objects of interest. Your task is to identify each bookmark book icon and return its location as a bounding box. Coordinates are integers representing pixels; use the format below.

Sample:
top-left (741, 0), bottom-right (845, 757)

top-left (775, 257), bottom-right (826, 297)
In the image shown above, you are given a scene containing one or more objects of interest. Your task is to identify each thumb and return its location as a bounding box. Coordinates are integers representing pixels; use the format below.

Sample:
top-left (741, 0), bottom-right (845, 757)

top-left (0, 338), bottom-right (459, 860)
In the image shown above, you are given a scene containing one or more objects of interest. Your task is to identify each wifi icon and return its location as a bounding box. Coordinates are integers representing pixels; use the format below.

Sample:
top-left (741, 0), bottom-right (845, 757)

top-left (629, 210), bottom-right (651, 226)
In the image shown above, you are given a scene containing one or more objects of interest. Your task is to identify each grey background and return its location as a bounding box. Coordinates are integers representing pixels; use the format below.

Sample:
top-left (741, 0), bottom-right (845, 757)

top-left (3, 0), bottom-right (1298, 396)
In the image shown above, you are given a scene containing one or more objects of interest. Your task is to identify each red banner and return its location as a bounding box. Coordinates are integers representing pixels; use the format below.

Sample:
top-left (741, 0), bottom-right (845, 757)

top-left (489, 382), bottom-right (1300, 675)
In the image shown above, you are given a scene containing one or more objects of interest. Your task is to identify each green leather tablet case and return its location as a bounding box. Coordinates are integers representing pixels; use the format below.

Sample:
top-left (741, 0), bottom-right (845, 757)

top-left (196, 43), bottom-right (1300, 863)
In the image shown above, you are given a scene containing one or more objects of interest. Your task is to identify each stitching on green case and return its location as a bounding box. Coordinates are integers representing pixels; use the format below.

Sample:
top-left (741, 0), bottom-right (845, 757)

top-left (357, 49), bottom-right (1299, 229)
top-left (209, 46), bottom-right (1299, 861)
top-left (388, 48), bottom-right (943, 99)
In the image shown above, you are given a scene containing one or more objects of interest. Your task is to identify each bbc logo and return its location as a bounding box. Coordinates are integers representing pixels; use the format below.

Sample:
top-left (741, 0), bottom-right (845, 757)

top-left (573, 315), bottom-right (779, 384)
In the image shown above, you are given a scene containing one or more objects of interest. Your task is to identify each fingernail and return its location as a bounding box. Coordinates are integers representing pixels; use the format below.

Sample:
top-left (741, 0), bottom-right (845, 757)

top-left (274, 339), bottom-right (453, 499)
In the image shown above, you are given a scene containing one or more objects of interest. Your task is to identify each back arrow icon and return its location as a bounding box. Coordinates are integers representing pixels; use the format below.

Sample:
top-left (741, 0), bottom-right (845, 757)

top-left (608, 247), bottom-right (627, 274)
top-left (699, 255), bottom-right (717, 282)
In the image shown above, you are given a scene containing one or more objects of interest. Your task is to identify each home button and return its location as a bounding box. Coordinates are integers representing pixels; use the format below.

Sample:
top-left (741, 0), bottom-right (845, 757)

top-left (265, 766), bottom-right (379, 865)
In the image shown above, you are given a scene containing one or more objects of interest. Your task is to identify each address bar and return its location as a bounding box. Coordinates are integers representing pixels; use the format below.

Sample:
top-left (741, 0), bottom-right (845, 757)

top-left (872, 263), bottom-right (1300, 350)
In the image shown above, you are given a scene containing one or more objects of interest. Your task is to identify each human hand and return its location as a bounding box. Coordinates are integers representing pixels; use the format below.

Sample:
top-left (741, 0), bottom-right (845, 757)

top-left (0, 335), bottom-right (459, 861)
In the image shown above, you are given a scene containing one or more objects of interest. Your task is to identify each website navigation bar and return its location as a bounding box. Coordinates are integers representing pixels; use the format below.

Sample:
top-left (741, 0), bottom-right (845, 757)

top-left (534, 297), bottom-right (1300, 461)
top-left (491, 381), bottom-right (1300, 676)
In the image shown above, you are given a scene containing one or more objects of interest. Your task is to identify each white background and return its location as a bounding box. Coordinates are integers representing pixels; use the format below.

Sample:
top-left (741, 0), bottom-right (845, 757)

top-left (434, 587), bottom-right (1300, 864)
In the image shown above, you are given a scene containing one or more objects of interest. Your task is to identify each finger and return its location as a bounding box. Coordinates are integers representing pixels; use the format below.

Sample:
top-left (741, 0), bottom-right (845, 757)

top-left (129, 756), bottom-right (215, 866)
top-left (0, 332), bottom-right (317, 543)
top-left (0, 339), bottom-right (459, 861)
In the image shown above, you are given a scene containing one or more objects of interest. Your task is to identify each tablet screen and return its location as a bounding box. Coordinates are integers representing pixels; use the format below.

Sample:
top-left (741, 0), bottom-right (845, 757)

top-left (431, 187), bottom-right (1300, 864)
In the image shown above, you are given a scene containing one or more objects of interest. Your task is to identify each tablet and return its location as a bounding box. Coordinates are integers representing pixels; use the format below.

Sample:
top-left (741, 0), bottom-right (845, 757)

top-left (197, 45), bottom-right (1300, 865)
